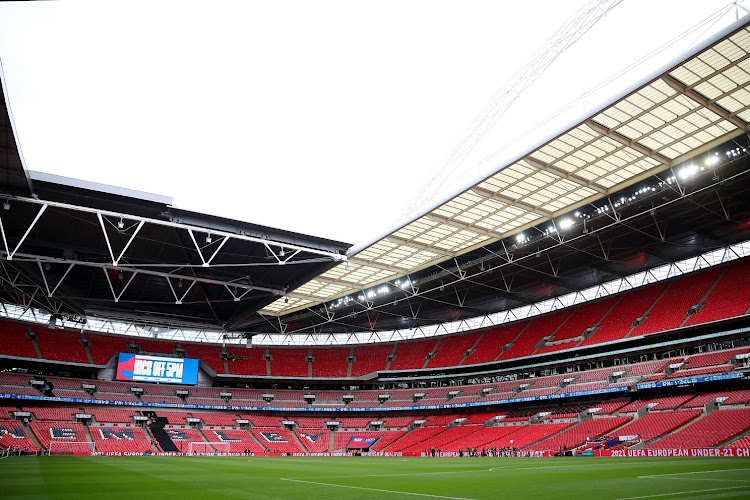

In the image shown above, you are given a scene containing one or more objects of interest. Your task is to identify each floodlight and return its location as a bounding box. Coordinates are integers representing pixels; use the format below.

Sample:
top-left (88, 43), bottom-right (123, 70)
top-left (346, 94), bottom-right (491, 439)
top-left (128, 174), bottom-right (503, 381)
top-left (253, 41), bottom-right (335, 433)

top-left (117, 217), bottom-right (124, 229)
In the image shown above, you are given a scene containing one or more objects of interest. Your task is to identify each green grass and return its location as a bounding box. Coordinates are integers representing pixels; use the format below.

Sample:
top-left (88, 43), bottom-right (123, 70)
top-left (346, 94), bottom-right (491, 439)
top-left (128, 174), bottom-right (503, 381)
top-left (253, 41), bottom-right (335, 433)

top-left (2, 456), bottom-right (750, 499)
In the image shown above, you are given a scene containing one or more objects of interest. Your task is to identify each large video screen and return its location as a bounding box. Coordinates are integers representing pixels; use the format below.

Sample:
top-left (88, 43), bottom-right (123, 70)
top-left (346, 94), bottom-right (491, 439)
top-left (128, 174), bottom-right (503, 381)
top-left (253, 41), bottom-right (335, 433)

top-left (116, 353), bottom-right (199, 385)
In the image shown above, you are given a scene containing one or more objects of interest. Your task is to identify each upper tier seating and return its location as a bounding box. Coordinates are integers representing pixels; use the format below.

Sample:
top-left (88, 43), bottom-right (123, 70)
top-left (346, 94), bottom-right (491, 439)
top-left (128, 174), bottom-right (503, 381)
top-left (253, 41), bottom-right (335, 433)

top-left (36, 328), bottom-right (89, 364)
top-left (268, 348), bottom-right (308, 377)
top-left (224, 346), bottom-right (267, 376)
top-left (350, 344), bottom-right (392, 376)
top-left (463, 322), bottom-right (528, 365)
top-left (549, 297), bottom-right (618, 342)
top-left (579, 283), bottom-right (668, 346)
top-left (0, 321), bottom-right (39, 359)
top-left (389, 339), bottom-right (438, 371)
top-left (647, 408), bottom-right (750, 448)
top-left (426, 332), bottom-right (481, 368)
top-left (86, 333), bottom-right (128, 365)
top-left (630, 267), bottom-right (723, 336)
top-left (311, 347), bottom-right (350, 378)
top-left (686, 259), bottom-right (750, 326)
top-left (499, 309), bottom-right (575, 360)
top-left (183, 343), bottom-right (226, 375)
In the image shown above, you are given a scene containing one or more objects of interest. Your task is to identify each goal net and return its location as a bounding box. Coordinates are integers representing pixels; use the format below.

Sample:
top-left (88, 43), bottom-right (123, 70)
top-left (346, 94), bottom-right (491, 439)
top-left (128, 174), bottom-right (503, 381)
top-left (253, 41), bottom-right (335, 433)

top-left (48, 441), bottom-right (96, 455)
top-left (187, 441), bottom-right (231, 456)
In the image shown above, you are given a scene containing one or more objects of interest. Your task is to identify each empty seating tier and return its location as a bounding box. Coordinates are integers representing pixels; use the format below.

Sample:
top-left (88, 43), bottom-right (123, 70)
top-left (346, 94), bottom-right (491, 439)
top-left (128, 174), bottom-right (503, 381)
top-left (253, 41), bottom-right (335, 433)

top-left (647, 408), bottom-right (750, 449)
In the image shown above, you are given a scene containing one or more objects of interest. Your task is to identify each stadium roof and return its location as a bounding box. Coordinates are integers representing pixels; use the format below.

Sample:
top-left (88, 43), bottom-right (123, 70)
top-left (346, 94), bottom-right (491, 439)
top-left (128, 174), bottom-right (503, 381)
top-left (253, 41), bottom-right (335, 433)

top-left (1, 18), bottom-right (750, 337)
top-left (258, 18), bottom-right (750, 319)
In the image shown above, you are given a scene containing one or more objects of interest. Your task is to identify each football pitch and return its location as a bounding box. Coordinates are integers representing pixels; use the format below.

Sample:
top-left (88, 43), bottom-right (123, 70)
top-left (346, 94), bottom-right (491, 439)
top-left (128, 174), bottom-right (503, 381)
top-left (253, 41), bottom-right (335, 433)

top-left (2, 456), bottom-right (750, 499)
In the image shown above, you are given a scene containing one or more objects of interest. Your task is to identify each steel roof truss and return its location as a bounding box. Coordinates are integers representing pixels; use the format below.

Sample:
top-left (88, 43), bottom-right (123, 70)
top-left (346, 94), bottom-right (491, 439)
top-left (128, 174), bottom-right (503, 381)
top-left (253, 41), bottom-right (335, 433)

top-left (187, 229), bottom-right (229, 267)
top-left (5, 203), bottom-right (46, 261)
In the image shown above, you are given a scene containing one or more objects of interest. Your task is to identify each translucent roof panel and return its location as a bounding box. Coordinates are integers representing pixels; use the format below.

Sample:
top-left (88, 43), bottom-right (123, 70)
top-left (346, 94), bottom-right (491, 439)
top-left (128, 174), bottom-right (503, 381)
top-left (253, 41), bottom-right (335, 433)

top-left (258, 23), bottom-right (750, 318)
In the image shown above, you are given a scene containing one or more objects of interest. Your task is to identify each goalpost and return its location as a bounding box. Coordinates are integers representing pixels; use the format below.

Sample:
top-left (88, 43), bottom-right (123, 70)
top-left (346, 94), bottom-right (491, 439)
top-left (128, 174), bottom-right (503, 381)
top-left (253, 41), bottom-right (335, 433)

top-left (47, 441), bottom-right (96, 456)
top-left (187, 441), bottom-right (231, 456)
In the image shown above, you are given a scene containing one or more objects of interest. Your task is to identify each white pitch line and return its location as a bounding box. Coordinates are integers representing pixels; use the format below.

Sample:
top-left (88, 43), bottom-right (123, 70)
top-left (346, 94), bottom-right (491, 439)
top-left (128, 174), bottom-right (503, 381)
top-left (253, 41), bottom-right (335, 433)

top-left (638, 468), bottom-right (750, 479)
top-left (286, 469), bottom-right (488, 480)
top-left (280, 478), bottom-right (477, 500)
top-left (616, 485), bottom-right (750, 500)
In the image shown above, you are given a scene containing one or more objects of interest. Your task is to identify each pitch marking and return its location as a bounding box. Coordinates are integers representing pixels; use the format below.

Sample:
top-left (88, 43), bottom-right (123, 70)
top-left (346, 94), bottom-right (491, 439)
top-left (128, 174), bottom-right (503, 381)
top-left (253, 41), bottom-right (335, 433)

top-left (616, 485), bottom-right (750, 499)
top-left (638, 468), bottom-right (750, 479)
top-left (280, 478), bottom-right (477, 499)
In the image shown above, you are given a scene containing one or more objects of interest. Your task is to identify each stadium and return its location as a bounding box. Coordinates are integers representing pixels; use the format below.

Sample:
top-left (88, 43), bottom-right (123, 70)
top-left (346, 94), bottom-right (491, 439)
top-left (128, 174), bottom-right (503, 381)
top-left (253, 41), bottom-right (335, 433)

top-left (3, 3), bottom-right (750, 499)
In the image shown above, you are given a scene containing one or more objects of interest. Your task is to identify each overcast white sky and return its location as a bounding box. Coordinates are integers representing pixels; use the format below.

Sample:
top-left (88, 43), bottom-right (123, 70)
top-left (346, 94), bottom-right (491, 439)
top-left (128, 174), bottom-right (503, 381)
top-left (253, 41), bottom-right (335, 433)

top-left (0, 0), bottom-right (743, 248)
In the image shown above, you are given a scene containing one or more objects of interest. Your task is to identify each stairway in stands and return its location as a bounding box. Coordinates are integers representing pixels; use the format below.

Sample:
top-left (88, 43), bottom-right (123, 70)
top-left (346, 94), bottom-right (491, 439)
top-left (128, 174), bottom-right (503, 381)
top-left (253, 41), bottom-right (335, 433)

top-left (143, 411), bottom-right (179, 452)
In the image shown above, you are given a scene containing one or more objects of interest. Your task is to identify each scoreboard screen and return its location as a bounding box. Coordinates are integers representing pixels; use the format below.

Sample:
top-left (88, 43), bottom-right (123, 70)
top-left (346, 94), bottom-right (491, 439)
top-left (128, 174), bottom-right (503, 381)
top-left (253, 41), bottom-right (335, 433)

top-left (116, 353), bottom-right (199, 385)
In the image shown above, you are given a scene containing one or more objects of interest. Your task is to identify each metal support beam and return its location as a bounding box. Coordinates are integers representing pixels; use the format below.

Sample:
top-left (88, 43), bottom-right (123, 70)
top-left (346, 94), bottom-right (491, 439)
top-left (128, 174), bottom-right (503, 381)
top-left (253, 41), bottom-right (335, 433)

top-left (523, 156), bottom-right (607, 194)
top-left (585, 119), bottom-right (674, 166)
top-left (661, 74), bottom-right (750, 131)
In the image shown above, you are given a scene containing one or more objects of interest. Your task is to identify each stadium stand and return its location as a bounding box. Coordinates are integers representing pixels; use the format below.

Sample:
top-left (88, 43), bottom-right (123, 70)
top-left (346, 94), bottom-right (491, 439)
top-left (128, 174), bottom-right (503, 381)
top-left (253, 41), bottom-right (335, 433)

top-left (646, 408), bottom-right (750, 449)
top-left (527, 416), bottom-right (631, 451)
top-left (426, 331), bottom-right (482, 368)
top-left (0, 420), bottom-right (39, 452)
top-left (463, 322), bottom-right (529, 365)
top-left (26, 407), bottom-right (80, 422)
top-left (91, 426), bottom-right (153, 454)
top-left (224, 346), bottom-right (267, 376)
top-left (332, 430), bottom-right (407, 452)
top-left (267, 348), bottom-right (308, 377)
top-left (630, 267), bottom-right (723, 336)
top-left (0, 320), bottom-right (39, 359)
top-left (579, 283), bottom-right (669, 346)
top-left (295, 428), bottom-right (330, 452)
top-left (203, 429), bottom-right (265, 454)
top-left (249, 428), bottom-right (303, 453)
top-left (389, 339), bottom-right (438, 371)
top-left (613, 410), bottom-right (702, 443)
top-left (685, 259), bottom-right (750, 326)
top-left (31, 421), bottom-right (90, 454)
top-left (500, 309), bottom-right (575, 360)
top-left (35, 328), bottom-right (89, 364)
top-left (350, 343), bottom-right (392, 376)
top-left (88, 409), bottom-right (137, 425)
top-left (311, 347), bottom-right (350, 378)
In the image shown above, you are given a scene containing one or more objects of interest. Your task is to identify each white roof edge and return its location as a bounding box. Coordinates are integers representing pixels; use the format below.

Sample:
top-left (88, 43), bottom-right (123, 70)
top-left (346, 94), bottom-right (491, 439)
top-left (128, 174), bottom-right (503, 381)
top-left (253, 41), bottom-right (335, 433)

top-left (0, 56), bottom-right (34, 193)
top-left (29, 170), bottom-right (174, 206)
top-left (347, 16), bottom-right (750, 256)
